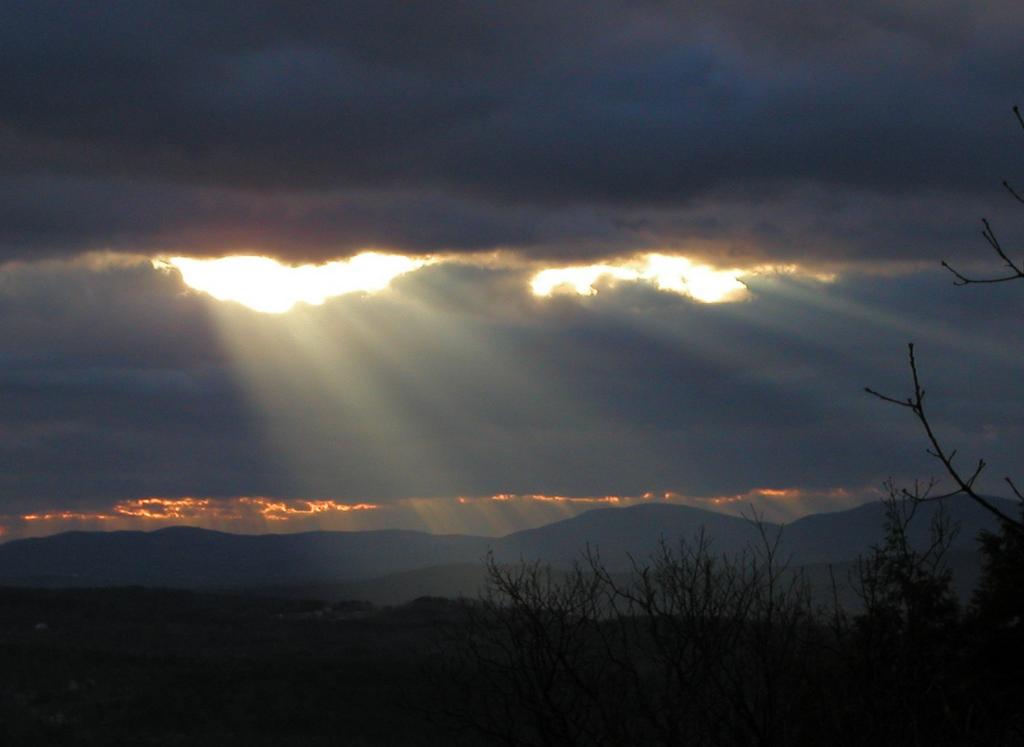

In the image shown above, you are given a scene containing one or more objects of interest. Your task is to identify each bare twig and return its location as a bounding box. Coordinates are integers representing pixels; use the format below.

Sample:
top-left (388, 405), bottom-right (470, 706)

top-left (1002, 180), bottom-right (1024, 205)
top-left (941, 219), bottom-right (1024, 285)
top-left (866, 344), bottom-right (1024, 536)
top-left (941, 107), bottom-right (1024, 284)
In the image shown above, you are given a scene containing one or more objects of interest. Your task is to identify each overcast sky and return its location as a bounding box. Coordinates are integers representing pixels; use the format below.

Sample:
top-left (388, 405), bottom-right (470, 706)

top-left (2, 2), bottom-right (1023, 538)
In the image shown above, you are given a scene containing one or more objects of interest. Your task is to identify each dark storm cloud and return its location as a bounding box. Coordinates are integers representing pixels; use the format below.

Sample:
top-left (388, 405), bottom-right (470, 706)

top-left (0, 363), bottom-right (276, 510)
top-left (2, 258), bottom-right (1022, 511)
top-left (2, 1), bottom-right (1024, 263)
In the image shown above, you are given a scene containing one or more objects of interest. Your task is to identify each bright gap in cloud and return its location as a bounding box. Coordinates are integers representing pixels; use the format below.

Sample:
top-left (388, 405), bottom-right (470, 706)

top-left (531, 253), bottom-right (750, 303)
top-left (156, 252), bottom-right (430, 313)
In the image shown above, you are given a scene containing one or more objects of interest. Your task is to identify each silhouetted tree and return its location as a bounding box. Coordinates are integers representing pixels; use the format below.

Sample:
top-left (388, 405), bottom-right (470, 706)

top-left (863, 105), bottom-right (1024, 744)
top-left (434, 500), bottom-right (1008, 746)
top-left (838, 482), bottom-right (964, 743)
top-left (435, 523), bottom-right (850, 746)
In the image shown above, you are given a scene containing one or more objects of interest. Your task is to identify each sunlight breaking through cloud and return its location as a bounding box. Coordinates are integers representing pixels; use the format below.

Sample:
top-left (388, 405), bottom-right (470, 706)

top-left (530, 254), bottom-right (750, 303)
top-left (148, 251), bottom-right (836, 313)
top-left (156, 252), bottom-right (431, 313)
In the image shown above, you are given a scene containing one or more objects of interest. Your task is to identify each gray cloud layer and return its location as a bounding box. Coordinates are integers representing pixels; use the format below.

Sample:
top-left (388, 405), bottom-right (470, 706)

top-left (2, 2), bottom-right (1024, 263)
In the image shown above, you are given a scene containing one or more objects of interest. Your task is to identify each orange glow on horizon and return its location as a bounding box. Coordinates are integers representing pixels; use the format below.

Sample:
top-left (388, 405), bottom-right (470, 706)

top-left (10, 496), bottom-right (379, 530)
top-left (445, 488), bottom-right (858, 510)
top-left (113, 497), bottom-right (218, 519)
top-left (465, 487), bottom-right (854, 506)
top-left (456, 493), bottom-right (623, 505)
top-left (688, 486), bottom-right (854, 507)
top-left (22, 511), bottom-right (118, 522)
top-left (0, 486), bottom-right (865, 540)
top-left (238, 498), bottom-right (379, 521)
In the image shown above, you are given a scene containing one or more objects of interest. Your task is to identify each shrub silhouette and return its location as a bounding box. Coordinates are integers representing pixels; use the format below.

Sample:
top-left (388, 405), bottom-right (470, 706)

top-left (434, 500), bottom-right (1017, 746)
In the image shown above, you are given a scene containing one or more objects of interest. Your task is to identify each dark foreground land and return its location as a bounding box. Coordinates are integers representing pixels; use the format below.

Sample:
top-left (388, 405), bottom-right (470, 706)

top-left (2, 499), bottom-right (1023, 746)
top-left (0, 587), bottom-right (464, 746)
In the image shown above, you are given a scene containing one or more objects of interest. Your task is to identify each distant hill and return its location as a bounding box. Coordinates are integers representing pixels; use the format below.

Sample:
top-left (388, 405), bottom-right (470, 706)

top-left (494, 502), bottom-right (767, 567)
top-left (780, 496), bottom-right (1007, 564)
top-left (0, 497), bottom-right (1012, 591)
top-left (0, 526), bottom-right (490, 588)
top-left (493, 496), bottom-right (1008, 567)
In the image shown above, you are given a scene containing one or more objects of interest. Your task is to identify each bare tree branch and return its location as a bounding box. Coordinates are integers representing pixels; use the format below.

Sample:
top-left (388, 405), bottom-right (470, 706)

top-left (866, 344), bottom-right (1024, 536)
top-left (941, 108), bottom-right (1024, 284)
top-left (1002, 180), bottom-right (1024, 205)
top-left (941, 219), bottom-right (1024, 285)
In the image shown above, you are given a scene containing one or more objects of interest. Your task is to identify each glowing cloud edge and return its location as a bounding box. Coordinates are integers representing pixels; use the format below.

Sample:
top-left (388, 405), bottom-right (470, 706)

top-left (529, 255), bottom-right (837, 303)
top-left (153, 250), bottom-right (835, 312)
top-left (530, 253), bottom-right (750, 303)
top-left (155, 252), bottom-right (431, 313)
